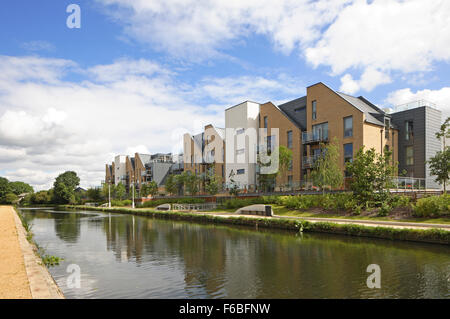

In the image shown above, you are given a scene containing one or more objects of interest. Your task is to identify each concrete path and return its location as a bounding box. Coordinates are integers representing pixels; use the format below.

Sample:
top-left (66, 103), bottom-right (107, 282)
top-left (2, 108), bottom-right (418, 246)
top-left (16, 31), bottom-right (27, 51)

top-left (194, 210), bottom-right (450, 231)
top-left (0, 206), bottom-right (64, 299)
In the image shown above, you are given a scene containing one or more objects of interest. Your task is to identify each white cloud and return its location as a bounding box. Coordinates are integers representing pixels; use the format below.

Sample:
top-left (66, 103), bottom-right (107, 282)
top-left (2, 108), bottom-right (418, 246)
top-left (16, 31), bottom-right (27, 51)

top-left (307, 0), bottom-right (450, 88)
top-left (96, 0), bottom-right (351, 60)
top-left (0, 55), bottom-right (301, 190)
top-left (339, 67), bottom-right (391, 94)
top-left (96, 0), bottom-right (450, 92)
top-left (386, 87), bottom-right (450, 119)
top-left (21, 40), bottom-right (55, 52)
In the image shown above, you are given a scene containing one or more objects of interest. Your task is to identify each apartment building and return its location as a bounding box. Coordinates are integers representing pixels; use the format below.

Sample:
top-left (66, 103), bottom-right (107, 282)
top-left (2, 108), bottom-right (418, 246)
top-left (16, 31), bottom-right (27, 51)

top-left (224, 101), bottom-right (260, 189)
top-left (105, 152), bottom-right (183, 194)
top-left (390, 101), bottom-right (442, 188)
top-left (184, 124), bottom-right (226, 191)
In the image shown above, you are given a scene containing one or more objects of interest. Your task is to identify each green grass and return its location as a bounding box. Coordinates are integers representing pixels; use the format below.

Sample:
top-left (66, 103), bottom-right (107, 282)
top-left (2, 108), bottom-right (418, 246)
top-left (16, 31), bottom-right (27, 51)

top-left (272, 205), bottom-right (450, 225)
top-left (63, 205), bottom-right (450, 245)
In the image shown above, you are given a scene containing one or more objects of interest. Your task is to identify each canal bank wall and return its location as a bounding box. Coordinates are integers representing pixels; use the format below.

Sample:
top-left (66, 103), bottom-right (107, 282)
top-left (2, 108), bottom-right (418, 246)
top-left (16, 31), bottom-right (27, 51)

top-left (64, 206), bottom-right (450, 245)
top-left (0, 206), bottom-right (64, 299)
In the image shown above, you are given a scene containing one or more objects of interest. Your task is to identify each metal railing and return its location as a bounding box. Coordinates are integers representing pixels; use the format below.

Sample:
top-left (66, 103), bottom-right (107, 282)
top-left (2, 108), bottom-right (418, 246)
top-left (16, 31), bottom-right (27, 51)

top-left (172, 203), bottom-right (218, 211)
top-left (392, 177), bottom-right (426, 190)
top-left (393, 100), bottom-right (438, 112)
top-left (302, 130), bottom-right (329, 144)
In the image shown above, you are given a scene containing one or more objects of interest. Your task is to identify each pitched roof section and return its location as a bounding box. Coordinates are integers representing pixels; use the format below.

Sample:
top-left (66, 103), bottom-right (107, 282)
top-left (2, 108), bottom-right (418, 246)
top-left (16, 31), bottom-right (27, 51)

top-left (278, 96), bottom-right (307, 130)
top-left (137, 153), bottom-right (152, 164)
top-left (336, 92), bottom-right (386, 127)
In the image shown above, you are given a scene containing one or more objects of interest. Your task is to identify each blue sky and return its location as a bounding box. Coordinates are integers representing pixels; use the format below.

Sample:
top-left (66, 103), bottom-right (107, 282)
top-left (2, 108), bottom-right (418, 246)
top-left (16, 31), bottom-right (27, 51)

top-left (0, 0), bottom-right (449, 189)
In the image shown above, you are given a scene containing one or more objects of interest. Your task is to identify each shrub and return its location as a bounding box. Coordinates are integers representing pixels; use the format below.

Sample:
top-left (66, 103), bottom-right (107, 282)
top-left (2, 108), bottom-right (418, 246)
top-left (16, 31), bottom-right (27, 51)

top-left (412, 195), bottom-right (450, 217)
top-left (389, 195), bottom-right (411, 209)
top-left (111, 199), bottom-right (132, 207)
top-left (378, 202), bottom-right (392, 217)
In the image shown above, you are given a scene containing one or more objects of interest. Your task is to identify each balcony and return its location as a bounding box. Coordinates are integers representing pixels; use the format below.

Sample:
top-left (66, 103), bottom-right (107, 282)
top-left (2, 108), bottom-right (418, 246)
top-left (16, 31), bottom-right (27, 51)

top-left (302, 154), bottom-right (322, 168)
top-left (302, 130), bottom-right (329, 144)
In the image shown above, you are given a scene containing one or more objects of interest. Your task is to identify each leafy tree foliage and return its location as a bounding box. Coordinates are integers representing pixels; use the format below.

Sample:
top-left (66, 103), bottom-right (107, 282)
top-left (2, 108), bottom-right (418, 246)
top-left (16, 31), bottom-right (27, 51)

top-left (164, 174), bottom-right (178, 195)
top-left (86, 187), bottom-right (103, 202)
top-left (278, 145), bottom-right (293, 188)
top-left (115, 182), bottom-right (126, 200)
top-left (205, 173), bottom-right (220, 195)
top-left (311, 138), bottom-right (343, 194)
top-left (8, 181), bottom-right (34, 195)
top-left (428, 117), bottom-right (450, 193)
top-left (345, 146), bottom-right (397, 205)
top-left (53, 171), bottom-right (80, 204)
top-left (141, 181), bottom-right (158, 197)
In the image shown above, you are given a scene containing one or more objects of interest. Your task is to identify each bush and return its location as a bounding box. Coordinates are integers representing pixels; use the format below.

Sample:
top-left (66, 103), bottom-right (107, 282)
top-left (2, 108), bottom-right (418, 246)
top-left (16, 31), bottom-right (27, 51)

top-left (378, 202), bottom-right (392, 217)
top-left (141, 197), bottom-right (206, 208)
top-left (412, 195), bottom-right (450, 217)
top-left (389, 195), bottom-right (411, 209)
top-left (111, 199), bottom-right (132, 207)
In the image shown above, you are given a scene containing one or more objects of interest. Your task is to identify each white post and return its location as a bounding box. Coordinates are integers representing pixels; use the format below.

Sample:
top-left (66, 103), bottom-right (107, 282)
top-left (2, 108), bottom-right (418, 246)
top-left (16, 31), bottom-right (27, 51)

top-left (108, 182), bottom-right (111, 208)
top-left (132, 179), bottom-right (135, 209)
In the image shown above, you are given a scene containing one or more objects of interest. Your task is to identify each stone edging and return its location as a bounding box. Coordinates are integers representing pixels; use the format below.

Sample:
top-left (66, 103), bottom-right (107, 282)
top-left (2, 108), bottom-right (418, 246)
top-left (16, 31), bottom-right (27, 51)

top-left (12, 208), bottom-right (64, 299)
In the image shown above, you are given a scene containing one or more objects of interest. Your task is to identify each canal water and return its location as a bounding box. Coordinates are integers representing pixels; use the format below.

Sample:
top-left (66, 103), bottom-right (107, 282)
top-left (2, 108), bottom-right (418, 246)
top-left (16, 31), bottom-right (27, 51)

top-left (20, 208), bottom-right (450, 299)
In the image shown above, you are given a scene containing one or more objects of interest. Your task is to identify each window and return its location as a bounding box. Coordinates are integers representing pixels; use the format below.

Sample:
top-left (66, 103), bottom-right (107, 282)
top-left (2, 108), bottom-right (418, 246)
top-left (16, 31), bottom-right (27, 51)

top-left (344, 143), bottom-right (353, 177)
top-left (236, 128), bottom-right (245, 135)
top-left (266, 135), bottom-right (275, 153)
top-left (263, 116), bottom-right (268, 128)
top-left (237, 169), bottom-right (245, 175)
top-left (384, 118), bottom-right (390, 139)
top-left (288, 159), bottom-right (293, 171)
top-left (344, 116), bottom-right (353, 137)
top-left (222, 165), bottom-right (224, 178)
top-left (406, 146), bottom-right (414, 165)
top-left (236, 148), bottom-right (245, 155)
top-left (312, 100), bottom-right (317, 120)
top-left (405, 121), bottom-right (413, 141)
top-left (288, 175), bottom-right (293, 186)
top-left (287, 130), bottom-right (293, 149)
top-left (312, 122), bottom-right (328, 141)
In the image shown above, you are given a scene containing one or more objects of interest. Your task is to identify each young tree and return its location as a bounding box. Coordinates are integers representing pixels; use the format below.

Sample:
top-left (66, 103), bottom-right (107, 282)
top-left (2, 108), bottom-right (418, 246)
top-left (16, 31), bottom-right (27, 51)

top-left (277, 145), bottom-right (293, 189)
top-left (228, 170), bottom-right (239, 196)
top-left (346, 147), bottom-right (397, 205)
top-left (53, 171), bottom-right (80, 204)
top-left (185, 173), bottom-right (200, 195)
top-left (86, 187), bottom-right (103, 202)
top-left (311, 138), bottom-right (343, 194)
top-left (205, 173), bottom-right (220, 195)
top-left (164, 174), bottom-right (177, 196)
top-left (115, 182), bottom-right (126, 200)
top-left (428, 117), bottom-right (450, 193)
top-left (142, 181), bottom-right (158, 197)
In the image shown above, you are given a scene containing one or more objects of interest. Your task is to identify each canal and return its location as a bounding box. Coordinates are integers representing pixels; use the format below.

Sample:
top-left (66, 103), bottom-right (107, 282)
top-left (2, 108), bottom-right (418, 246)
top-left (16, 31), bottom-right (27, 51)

top-left (20, 208), bottom-right (450, 299)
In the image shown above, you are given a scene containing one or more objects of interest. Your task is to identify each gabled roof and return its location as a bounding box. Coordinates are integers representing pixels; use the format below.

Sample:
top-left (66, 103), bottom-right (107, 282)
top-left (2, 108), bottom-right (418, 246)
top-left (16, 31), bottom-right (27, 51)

top-left (336, 92), bottom-right (386, 127)
top-left (278, 96), bottom-right (307, 130)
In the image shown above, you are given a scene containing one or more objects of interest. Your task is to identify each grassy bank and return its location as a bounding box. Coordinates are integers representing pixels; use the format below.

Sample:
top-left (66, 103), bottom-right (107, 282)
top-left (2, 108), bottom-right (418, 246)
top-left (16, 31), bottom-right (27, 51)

top-left (63, 205), bottom-right (450, 245)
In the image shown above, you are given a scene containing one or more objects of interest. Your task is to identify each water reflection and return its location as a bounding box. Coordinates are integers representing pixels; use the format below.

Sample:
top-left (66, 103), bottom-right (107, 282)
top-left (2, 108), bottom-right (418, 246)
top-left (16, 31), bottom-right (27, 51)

top-left (21, 209), bottom-right (450, 299)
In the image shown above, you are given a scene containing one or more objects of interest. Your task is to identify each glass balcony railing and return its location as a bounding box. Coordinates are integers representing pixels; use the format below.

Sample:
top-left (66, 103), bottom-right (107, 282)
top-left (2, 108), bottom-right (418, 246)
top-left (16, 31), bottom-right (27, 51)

top-left (302, 130), bottom-right (329, 144)
top-left (302, 154), bottom-right (322, 167)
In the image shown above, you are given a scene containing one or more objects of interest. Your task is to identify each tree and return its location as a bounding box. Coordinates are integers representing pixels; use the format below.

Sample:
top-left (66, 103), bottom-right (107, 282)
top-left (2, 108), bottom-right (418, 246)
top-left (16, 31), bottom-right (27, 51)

top-left (0, 177), bottom-right (10, 201)
top-left (311, 138), bottom-right (343, 194)
top-left (8, 181), bottom-right (34, 195)
top-left (115, 183), bottom-right (126, 200)
top-left (165, 174), bottom-right (178, 196)
top-left (86, 188), bottom-right (103, 202)
top-left (428, 117), bottom-right (450, 193)
top-left (142, 181), bottom-right (158, 197)
top-left (185, 173), bottom-right (200, 195)
top-left (277, 145), bottom-right (293, 188)
top-left (346, 146), bottom-right (397, 205)
top-left (3, 193), bottom-right (18, 204)
top-left (428, 150), bottom-right (450, 193)
top-left (205, 173), bottom-right (221, 195)
top-left (228, 170), bottom-right (239, 196)
top-left (53, 171), bottom-right (80, 204)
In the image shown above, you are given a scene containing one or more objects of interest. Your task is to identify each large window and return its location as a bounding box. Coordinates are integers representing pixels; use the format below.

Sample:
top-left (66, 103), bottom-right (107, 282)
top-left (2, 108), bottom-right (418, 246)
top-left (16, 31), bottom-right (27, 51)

top-left (344, 116), bottom-right (353, 137)
top-left (312, 100), bottom-right (317, 120)
top-left (405, 121), bottom-right (413, 141)
top-left (263, 116), bottom-right (268, 128)
top-left (312, 122), bottom-right (328, 140)
top-left (266, 135), bottom-right (275, 153)
top-left (287, 130), bottom-right (293, 149)
top-left (237, 169), bottom-right (245, 175)
top-left (344, 143), bottom-right (353, 177)
top-left (384, 118), bottom-right (390, 139)
top-left (406, 146), bottom-right (414, 165)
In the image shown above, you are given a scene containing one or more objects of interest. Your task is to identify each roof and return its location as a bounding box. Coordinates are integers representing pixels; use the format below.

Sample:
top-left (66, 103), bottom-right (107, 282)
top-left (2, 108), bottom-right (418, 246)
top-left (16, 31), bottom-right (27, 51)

top-left (336, 92), bottom-right (386, 127)
top-left (278, 96), bottom-right (307, 130)
top-left (137, 153), bottom-right (152, 164)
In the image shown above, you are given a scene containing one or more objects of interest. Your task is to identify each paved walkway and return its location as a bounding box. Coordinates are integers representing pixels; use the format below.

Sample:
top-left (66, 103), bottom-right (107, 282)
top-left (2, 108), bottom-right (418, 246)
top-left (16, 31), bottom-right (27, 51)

top-left (0, 206), bottom-right (64, 299)
top-left (195, 211), bottom-right (450, 231)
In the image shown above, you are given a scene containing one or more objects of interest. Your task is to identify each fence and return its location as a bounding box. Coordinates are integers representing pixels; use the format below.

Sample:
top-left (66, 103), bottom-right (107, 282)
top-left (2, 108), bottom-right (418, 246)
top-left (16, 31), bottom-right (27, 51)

top-left (172, 203), bottom-right (218, 211)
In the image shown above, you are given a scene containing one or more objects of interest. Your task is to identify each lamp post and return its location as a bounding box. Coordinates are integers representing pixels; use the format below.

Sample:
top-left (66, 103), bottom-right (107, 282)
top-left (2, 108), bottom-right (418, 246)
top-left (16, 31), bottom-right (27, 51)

top-left (108, 179), bottom-right (111, 208)
top-left (131, 175), bottom-right (135, 209)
